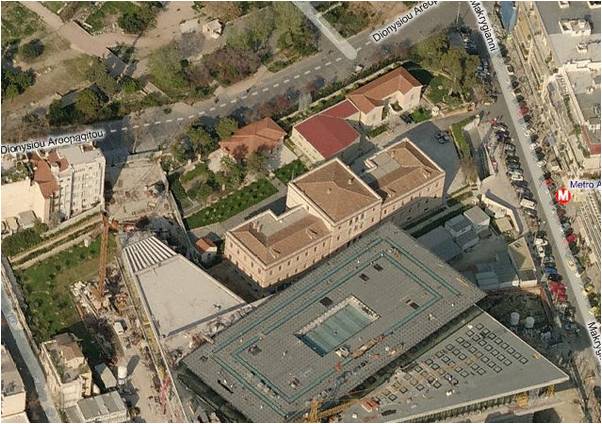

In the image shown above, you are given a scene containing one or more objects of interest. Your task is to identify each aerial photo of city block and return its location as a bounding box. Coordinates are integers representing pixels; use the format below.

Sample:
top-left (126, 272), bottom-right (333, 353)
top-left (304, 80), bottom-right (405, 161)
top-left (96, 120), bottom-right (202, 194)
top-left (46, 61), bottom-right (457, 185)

top-left (1, 1), bottom-right (600, 423)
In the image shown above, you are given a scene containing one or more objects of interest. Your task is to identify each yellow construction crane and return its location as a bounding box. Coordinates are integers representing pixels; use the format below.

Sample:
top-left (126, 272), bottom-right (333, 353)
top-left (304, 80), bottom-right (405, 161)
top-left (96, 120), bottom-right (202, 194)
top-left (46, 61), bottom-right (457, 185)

top-left (96, 212), bottom-right (125, 305)
top-left (306, 398), bottom-right (359, 423)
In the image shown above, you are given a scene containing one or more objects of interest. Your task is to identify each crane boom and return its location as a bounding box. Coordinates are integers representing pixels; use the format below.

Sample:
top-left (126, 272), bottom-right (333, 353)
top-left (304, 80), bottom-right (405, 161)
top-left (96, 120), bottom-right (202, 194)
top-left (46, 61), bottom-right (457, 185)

top-left (97, 213), bottom-right (110, 301)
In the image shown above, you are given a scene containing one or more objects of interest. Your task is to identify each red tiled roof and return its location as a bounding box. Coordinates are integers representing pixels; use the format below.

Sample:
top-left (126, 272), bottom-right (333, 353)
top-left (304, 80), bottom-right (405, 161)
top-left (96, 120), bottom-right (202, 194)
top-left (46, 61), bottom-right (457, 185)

top-left (583, 125), bottom-right (601, 156)
top-left (31, 160), bottom-right (59, 199)
top-left (219, 118), bottom-right (286, 159)
top-left (321, 100), bottom-right (359, 119)
top-left (295, 113), bottom-right (359, 159)
top-left (348, 67), bottom-right (422, 113)
top-left (195, 237), bottom-right (217, 252)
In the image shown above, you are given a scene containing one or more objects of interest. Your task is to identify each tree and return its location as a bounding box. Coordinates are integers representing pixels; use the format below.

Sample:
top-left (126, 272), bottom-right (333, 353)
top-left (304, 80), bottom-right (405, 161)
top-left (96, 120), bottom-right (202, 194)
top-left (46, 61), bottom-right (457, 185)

top-left (246, 151), bottom-right (269, 175)
top-left (19, 39), bottom-right (44, 61)
top-left (216, 117), bottom-right (238, 140)
top-left (148, 43), bottom-right (189, 98)
top-left (187, 126), bottom-right (215, 157)
top-left (1, 67), bottom-right (35, 101)
top-left (85, 59), bottom-right (118, 96)
top-left (75, 88), bottom-right (103, 121)
top-left (273, 2), bottom-right (318, 55)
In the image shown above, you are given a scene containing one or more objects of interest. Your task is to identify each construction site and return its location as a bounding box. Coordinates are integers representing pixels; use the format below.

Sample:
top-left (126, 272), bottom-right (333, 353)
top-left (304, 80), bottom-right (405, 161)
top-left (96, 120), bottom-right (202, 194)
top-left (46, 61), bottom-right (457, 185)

top-left (180, 223), bottom-right (569, 423)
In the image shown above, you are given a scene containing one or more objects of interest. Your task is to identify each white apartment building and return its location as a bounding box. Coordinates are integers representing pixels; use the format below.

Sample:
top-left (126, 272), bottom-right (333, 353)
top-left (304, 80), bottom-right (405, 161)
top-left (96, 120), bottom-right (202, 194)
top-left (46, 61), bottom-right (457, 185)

top-left (31, 144), bottom-right (105, 222)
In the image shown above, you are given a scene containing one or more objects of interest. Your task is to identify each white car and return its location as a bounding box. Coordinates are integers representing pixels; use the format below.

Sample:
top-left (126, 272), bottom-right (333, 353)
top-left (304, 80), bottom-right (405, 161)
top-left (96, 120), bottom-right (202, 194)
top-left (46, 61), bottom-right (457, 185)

top-left (537, 160), bottom-right (547, 167)
top-left (534, 238), bottom-right (548, 246)
top-left (529, 142), bottom-right (538, 151)
top-left (536, 245), bottom-right (546, 258)
top-left (510, 174), bottom-right (524, 182)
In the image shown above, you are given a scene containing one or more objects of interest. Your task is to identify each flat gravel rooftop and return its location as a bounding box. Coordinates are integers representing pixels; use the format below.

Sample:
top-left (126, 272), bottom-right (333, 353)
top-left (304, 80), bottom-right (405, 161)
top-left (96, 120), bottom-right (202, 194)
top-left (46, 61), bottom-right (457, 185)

top-left (183, 223), bottom-right (484, 422)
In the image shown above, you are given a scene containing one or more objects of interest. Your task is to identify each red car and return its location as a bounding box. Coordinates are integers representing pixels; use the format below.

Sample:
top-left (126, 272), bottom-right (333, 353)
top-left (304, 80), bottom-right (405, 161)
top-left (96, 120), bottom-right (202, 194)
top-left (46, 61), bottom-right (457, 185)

top-left (566, 233), bottom-right (577, 244)
top-left (544, 178), bottom-right (554, 186)
top-left (519, 106), bottom-right (529, 116)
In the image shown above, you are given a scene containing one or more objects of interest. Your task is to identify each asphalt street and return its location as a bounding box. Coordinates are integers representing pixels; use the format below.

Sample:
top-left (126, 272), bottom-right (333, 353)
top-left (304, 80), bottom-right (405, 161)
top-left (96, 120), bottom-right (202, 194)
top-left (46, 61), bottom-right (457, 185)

top-left (478, 6), bottom-right (600, 372)
top-left (87, 2), bottom-right (475, 159)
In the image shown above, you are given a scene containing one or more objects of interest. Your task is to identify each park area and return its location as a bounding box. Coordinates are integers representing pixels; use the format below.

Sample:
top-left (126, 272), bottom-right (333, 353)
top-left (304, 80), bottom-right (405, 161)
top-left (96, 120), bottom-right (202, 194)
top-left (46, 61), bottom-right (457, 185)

top-left (14, 236), bottom-right (115, 360)
top-left (274, 159), bottom-right (307, 184)
top-left (451, 116), bottom-right (475, 158)
top-left (185, 178), bottom-right (277, 228)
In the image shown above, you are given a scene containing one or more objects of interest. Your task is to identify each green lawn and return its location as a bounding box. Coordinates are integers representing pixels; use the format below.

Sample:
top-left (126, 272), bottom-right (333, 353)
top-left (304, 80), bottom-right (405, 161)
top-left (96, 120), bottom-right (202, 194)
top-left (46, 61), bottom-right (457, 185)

top-left (185, 179), bottom-right (277, 228)
top-left (1, 3), bottom-right (45, 45)
top-left (410, 107), bottom-right (432, 123)
top-left (168, 173), bottom-right (193, 209)
top-left (15, 236), bottom-right (115, 357)
top-left (42, 2), bottom-right (65, 14)
top-left (426, 75), bottom-right (462, 107)
top-left (180, 162), bottom-right (209, 185)
top-left (451, 117), bottom-right (474, 158)
top-left (274, 160), bottom-right (307, 184)
top-left (85, 1), bottom-right (139, 33)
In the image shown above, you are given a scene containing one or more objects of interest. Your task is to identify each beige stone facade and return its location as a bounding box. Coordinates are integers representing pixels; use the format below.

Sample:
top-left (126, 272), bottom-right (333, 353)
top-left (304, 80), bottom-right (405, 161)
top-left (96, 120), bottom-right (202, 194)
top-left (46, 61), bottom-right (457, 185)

top-left (224, 139), bottom-right (445, 288)
top-left (1, 178), bottom-right (50, 225)
top-left (40, 333), bottom-right (92, 409)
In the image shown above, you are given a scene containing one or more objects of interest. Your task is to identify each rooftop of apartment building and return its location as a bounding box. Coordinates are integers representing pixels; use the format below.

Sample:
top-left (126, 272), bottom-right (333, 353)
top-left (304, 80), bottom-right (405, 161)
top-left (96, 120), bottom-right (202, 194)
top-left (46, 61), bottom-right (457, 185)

top-left (229, 207), bottom-right (330, 265)
top-left (536, 1), bottom-right (601, 63)
top-left (507, 237), bottom-right (537, 283)
top-left (290, 159), bottom-right (381, 223)
top-left (340, 309), bottom-right (568, 423)
top-left (347, 67), bottom-right (422, 113)
top-left (1, 345), bottom-right (25, 397)
top-left (43, 333), bottom-right (90, 384)
top-left (360, 139), bottom-right (444, 204)
top-left (183, 223), bottom-right (485, 422)
top-left (567, 67), bottom-right (601, 148)
top-left (219, 117), bottom-right (286, 159)
top-left (64, 391), bottom-right (127, 423)
top-left (29, 144), bottom-right (104, 198)
top-left (294, 100), bottom-right (360, 159)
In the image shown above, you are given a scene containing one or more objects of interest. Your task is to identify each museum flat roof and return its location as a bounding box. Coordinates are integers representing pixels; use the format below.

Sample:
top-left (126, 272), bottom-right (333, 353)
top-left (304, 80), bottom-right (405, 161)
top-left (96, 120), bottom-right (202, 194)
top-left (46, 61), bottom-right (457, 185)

top-left (122, 235), bottom-right (245, 338)
top-left (183, 223), bottom-right (484, 422)
top-left (341, 310), bottom-right (568, 422)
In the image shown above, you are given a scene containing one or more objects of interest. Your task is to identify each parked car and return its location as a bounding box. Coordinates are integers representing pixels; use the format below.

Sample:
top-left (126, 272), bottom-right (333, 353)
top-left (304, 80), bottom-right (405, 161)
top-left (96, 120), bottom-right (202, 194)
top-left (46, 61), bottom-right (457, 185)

top-left (510, 174), bottom-right (524, 182)
top-left (505, 144), bottom-right (516, 153)
top-left (544, 266), bottom-right (558, 275)
top-left (537, 160), bottom-right (547, 167)
top-left (507, 164), bottom-right (522, 172)
top-left (512, 180), bottom-right (529, 188)
top-left (566, 233), bottom-right (577, 244)
top-left (536, 245), bottom-right (546, 258)
top-left (524, 208), bottom-right (538, 218)
top-left (543, 256), bottom-right (555, 265)
top-left (534, 237), bottom-right (548, 246)
top-left (401, 112), bottom-right (413, 124)
top-left (561, 222), bottom-right (571, 232)
top-left (529, 141), bottom-right (539, 151)
top-left (548, 273), bottom-right (563, 282)
top-left (436, 130), bottom-right (451, 144)
top-left (506, 155), bottom-right (520, 162)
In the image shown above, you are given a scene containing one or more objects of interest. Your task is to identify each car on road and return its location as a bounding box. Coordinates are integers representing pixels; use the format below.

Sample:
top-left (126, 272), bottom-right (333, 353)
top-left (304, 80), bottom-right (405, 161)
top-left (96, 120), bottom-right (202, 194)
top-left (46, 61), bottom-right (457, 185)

top-left (544, 266), bottom-right (558, 275)
top-left (548, 273), bottom-right (563, 282)
top-left (510, 174), bottom-right (524, 182)
top-left (536, 245), bottom-right (546, 258)
top-left (542, 256), bottom-right (555, 265)
top-left (566, 233), bottom-right (577, 244)
top-left (505, 145), bottom-right (516, 153)
top-left (561, 222), bottom-right (571, 232)
top-left (512, 180), bottom-right (529, 188)
top-left (534, 237), bottom-right (548, 246)
top-left (524, 208), bottom-right (538, 218)
top-left (507, 164), bottom-right (522, 172)
top-left (529, 141), bottom-right (539, 150)
top-left (436, 130), bottom-right (451, 144)
top-left (537, 160), bottom-right (547, 167)
top-left (506, 154), bottom-right (520, 162)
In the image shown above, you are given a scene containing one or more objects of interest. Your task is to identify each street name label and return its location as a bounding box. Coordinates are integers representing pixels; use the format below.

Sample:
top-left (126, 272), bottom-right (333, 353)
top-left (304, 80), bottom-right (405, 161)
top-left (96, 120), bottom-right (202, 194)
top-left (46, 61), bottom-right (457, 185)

top-left (1, 129), bottom-right (105, 155)
top-left (469, 1), bottom-right (498, 53)
top-left (587, 321), bottom-right (601, 361)
top-left (370, 1), bottom-right (440, 43)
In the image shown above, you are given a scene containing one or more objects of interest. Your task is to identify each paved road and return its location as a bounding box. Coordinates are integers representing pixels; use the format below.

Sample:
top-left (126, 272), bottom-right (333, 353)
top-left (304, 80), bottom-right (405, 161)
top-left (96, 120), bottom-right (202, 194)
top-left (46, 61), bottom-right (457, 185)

top-left (66, 2), bottom-right (474, 159)
top-left (1, 258), bottom-right (61, 423)
top-left (478, 5), bottom-right (600, 372)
